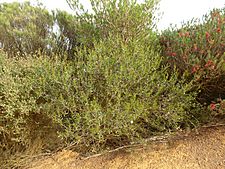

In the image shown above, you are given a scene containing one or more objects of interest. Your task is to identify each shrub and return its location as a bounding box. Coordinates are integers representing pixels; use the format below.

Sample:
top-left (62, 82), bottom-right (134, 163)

top-left (0, 36), bottom-right (203, 155)
top-left (0, 0), bottom-right (206, 158)
top-left (43, 36), bottom-right (202, 152)
top-left (160, 7), bottom-right (225, 104)
top-left (0, 52), bottom-right (60, 163)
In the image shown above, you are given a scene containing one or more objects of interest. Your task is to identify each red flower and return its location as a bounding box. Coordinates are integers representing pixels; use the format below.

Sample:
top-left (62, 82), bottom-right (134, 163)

top-left (191, 65), bottom-right (200, 73)
top-left (205, 32), bottom-right (210, 39)
top-left (205, 60), bottom-right (214, 68)
top-left (216, 28), bottom-right (221, 33)
top-left (210, 103), bottom-right (216, 110)
top-left (171, 52), bottom-right (177, 57)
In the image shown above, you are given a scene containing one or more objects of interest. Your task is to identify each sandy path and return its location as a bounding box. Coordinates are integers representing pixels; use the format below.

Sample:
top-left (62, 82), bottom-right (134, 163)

top-left (26, 125), bottom-right (225, 169)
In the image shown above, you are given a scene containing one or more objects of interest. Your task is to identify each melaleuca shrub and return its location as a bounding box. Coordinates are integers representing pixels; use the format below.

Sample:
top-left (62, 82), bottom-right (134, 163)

top-left (0, 0), bottom-right (207, 157)
top-left (0, 39), bottom-right (203, 155)
top-left (160, 7), bottom-right (225, 105)
top-left (44, 35), bottom-right (203, 153)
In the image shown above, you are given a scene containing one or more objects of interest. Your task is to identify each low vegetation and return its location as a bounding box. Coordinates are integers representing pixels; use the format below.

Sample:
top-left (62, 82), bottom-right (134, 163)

top-left (0, 0), bottom-right (224, 168)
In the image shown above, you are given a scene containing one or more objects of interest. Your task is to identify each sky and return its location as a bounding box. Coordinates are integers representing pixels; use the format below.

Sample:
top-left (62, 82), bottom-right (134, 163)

top-left (1, 0), bottom-right (225, 30)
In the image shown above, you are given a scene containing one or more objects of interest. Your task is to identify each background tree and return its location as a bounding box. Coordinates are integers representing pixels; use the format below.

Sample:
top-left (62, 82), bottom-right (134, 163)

top-left (52, 10), bottom-right (96, 59)
top-left (0, 2), bottom-right (54, 57)
top-left (66, 0), bottom-right (160, 46)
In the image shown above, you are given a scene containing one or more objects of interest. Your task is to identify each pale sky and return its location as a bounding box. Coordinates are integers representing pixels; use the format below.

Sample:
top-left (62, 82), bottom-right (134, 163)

top-left (1, 0), bottom-right (225, 30)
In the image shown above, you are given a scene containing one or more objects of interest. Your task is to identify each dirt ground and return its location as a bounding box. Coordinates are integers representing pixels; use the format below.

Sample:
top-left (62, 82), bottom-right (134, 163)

top-left (25, 124), bottom-right (225, 169)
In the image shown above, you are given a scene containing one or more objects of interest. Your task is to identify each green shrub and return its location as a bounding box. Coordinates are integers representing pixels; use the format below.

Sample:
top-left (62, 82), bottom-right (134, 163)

top-left (0, 35), bottom-right (203, 154)
top-left (38, 36), bottom-right (203, 152)
top-left (0, 0), bottom-right (206, 157)
top-left (0, 52), bottom-right (60, 159)
top-left (160, 7), bottom-right (225, 104)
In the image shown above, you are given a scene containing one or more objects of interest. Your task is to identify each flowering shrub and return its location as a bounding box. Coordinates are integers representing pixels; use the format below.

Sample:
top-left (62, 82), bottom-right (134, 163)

top-left (209, 99), bottom-right (225, 116)
top-left (160, 7), bottom-right (225, 105)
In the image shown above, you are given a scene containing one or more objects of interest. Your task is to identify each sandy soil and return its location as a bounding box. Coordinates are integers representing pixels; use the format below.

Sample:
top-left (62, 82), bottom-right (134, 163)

top-left (25, 125), bottom-right (225, 169)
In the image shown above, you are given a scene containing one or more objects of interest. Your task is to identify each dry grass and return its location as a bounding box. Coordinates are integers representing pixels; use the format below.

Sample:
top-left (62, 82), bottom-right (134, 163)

top-left (24, 124), bottom-right (225, 169)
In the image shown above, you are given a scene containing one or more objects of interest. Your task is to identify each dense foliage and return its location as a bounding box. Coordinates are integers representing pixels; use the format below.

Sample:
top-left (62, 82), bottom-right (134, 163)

top-left (0, 39), bottom-right (202, 154)
top-left (0, 0), bottom-right (224, 168)
top-left (160, 7), bottom-right (225, 113)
